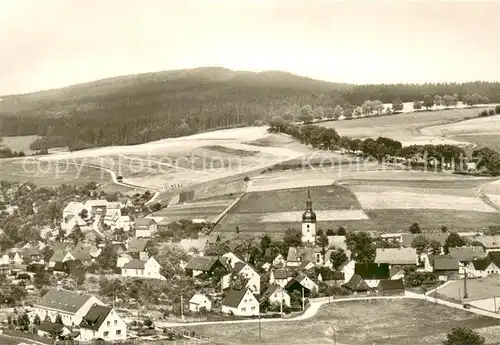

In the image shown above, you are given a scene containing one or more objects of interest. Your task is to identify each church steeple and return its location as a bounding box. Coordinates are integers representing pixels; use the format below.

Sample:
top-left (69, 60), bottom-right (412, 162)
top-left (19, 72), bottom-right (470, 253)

top-left (306, 188), bottom-right (312, 210)
top-left (302, 188), bottom-right (316, 223)
top-left (301, 188), bottom-right (316, 244)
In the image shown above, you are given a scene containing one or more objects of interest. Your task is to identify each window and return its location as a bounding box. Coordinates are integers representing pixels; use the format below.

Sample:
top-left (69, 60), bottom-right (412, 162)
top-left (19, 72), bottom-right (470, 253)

top-left (116, 330), bottom-right (121, 335)
top-left (241, 307), bottom-right (246, 312)
top-left (114, 320), bottom-right (117, 325)
top-left (107, 321), bottom-right (110, 326)
top-left (307, 224), bottom-right (309, 229)
top-left (251, 307), bottom-right (256, 311)
top-left (104, 331), bottom-right (109, 337)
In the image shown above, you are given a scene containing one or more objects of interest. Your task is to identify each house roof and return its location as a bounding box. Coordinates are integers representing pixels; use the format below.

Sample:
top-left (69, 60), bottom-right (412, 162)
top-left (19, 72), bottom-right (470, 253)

top-left (222, 288), bottom-right (250, 308)
top-left (342, 274), bottom-right (370, 291)
top-left (207, 233), bottom-right (220, 244)
top-left (179, 237), bottom-right (208, 253)
top-left (261, 283), bottom-right (287, 301)
top-left (430, 256), bottom-right (459, 271)
top-left (85, 200), bottom-right (108, 207)
top-left (35, 289), bottom-right (93, 314)
top-left (189, 293), bottom-right (209, 305)
top-left (106, 202), bottom-right (121, 209)
top-left (354, 263), bottom-right (390, 280)
top-left (448, 246), bottom-right (486, 262)
top-left (471, 259), bottom-right (492, 271)
top-left (402, 233), bottom-right (448, 247)
top-left (378, 279), bottom-right (405, 291)
top-left (49, 250), bottom-right (66, 262)
top-left (319, 270), bottom-right (344, 281)
top-left (71, 251), bottom-right (91, 261)
top-left (63, 202), bottom-right (85, 214)
top-left (185, 256), bottom-right (220, 271)
top-left (127, 239), bottom-right (150, 253)
top-left (136, 218), bottom-right (156, 227)
top-left (375, 248), bottom-right (417, 265)
top-left (472, 236), bottom-right (500, 249)
top-left (123, 259), bottom-right (146, 269)
top-left (80, 304), bottom-right (112, 331)
top-left (389, 266), bottom-right (405, 278)
top-left (38, 321), bottom-right (65, 333)
top-left (272, 269), bottom-right (289, 280)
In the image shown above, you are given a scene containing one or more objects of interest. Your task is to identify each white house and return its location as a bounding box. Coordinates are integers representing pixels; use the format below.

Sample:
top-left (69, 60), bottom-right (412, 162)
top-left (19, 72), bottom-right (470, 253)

top-left (118, 198), bottom-right (133, 209)
top-left (63, 202), bottom-right (86, 219)
top-left (33, 289), bottom-right (104, 327)
top-left (78, 305), bottom-right (127, 342)
top-left (221, 288), bottom-right (259, 316)
top-left (116, 253), bottom-right (133, 268)
top-left (135, 218), bottom-right (158, 238)
top-left (61, 215), bottom-right (88, 233)
top-left (222, 252), bottom-right (244, 268)
top-left (103, 203), bottom-right (121, 226)
top-left (222, 262), bottom-right (260, 293)
top-left (269, 269), bottom-right (293, 287)
top-left (466, 259), bottom-right (500, 278)
top-left (85, 200), bottom-right (109, 214)
top-left (0, 252), bottom-right (23, 265)
top-left (189, 294), bottom-right (212, 312)
top-left (340, 259), bottom-right (356, 283)
top-left (121, 257), bottom-right (163, 279)
top-left (111, 216), bottom-right (132, 232)
top-left (272, 254), bottom-right (286, 268)
top-left (262, 284), bottom-right (291, 307)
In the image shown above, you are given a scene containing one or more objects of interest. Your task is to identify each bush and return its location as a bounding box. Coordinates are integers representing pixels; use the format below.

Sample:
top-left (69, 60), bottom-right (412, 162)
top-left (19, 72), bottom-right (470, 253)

top-left (495, 105), bottom-right (500, 114)
top-left (489, 109), bottom-right (495, 116)
top-left (479, 110), bottom-right (489, 117)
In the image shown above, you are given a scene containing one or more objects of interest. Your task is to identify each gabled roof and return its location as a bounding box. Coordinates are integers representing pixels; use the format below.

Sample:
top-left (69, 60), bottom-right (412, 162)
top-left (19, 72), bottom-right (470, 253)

top-left (430, 256), bottom-right (459, 271)
top-left (222, 288), bottom-right (251, 308)
top-left (106, 202), bottom-right (121, 209)
top-left (35, 289), bottom-right (93, 314)
top-left (127, 238), bottom-right (150, 253)
top-left (189, 293), bottom-right (210, 305)
top-left (85, 200), bottom-right (108, 208)
top-left (271, 269), bottom-right (289, 280)
top-left (136, 218), bottom-right (156, 227)
top-left (448, 246), bottom-right (486, 262)
top-left (179, 237), bottom-right (208, 253)
top-left (207, 233), bottom-right (220, 244)
top-left (80, 304), bottom-right (112, 331)
top-left (185, 256), bottom-right (220, 271)
top-left (402, 233), bottom-right (448, 247)
top-left (50, 250), bottom-right (66, 262)
top-left (375, 248), bottom-right (417, 265)
top-left (342, 274), bottom-right (370, 291)
top-left (471, 236), bottom-right (500, 249)
top-left (261, 283), bottom-right (287, 301)
top-left (319, 270), bottom-right (344, 281)
top-left (71, 251), bottom-right (91, 261)
top-left (471, 259), bottom-right (492, 271)
top-left (354, 263), bottom-right (390, 280)
top-left (63, 202), bottom-right (85, 214)
top-left (123, 259), bottom-right (146, 269)
top-left (378, 279), bottom-right (405, 291)
top-left (38, 321), bottom-right (66, 333)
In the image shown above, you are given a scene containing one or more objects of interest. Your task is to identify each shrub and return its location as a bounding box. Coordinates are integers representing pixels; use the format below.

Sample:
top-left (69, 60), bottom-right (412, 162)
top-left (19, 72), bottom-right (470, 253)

top-left (479, 110), bottom-right (489, 117)
top-left (495, 105), bottom-right (500, 114)
top-left (489, 109), bottom-right (495, 116)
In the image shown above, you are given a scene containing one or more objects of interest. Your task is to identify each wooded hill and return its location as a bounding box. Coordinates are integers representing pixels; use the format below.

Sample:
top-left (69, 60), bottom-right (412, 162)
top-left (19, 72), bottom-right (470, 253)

top-left (1, 67), bottom-right (499, 151)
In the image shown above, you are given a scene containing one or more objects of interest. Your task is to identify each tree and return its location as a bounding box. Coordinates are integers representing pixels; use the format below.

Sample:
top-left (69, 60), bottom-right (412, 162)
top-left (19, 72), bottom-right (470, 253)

top-left (429, 240), bottom-right (442, 255)
top-left (97, 245), bottom-right (118, 270)
top-left (329, 248), bottom-right (348, 270)
top-left (345, 232), bottom-right (375, 263)
top-left (423, 95), bottom-right (434, 110)
top-left (444, 232), bottom-right (466, 254)
top-left (55, 313), bottom-right (63, 325)
top-left (17, 313), bottom-right (30, 331)
top-left (392, 98), bottom-right (404, 113)
top-left (441, 225), bottom-right (448, 233)
top-left (413, 100), bottom-right (422, 110)
top-left (409, 222), bottom-right (421, 234)
top-left (299, 105), bottom-right (314, 123)
top-left (434, 95), bottom-right (442, 108)
top-left (333, 105), bottom-right (344, 120)
top-left (316, 231), bottom-right (329, 264)
top-left (283, 228), bottom-right (302, 250)
top-left (33, 314), bottom-right (41, 326)
top-left (79, 209), bottom-right (88, 219)
top-left (42, 246), bottom-right (54, 263)
top-left (34, 270), bottom-right (51, 289)
top-left (442, 95), bottom-right (455, 108)
top-left (443, 327), bottom-right (485, 345)
top-left (495, 105), bottom-right (500, 114)
top-left (411, 235), bottom-right (429, 255)
top-left (69, 224), bottom-right (84, 244)
top-left (336, 226), bottom-right (347, 236)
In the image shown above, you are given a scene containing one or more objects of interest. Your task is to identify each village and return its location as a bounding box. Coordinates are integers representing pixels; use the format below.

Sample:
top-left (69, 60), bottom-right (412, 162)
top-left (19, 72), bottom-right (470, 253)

top-left (1, 180), bottom-right (500, 344)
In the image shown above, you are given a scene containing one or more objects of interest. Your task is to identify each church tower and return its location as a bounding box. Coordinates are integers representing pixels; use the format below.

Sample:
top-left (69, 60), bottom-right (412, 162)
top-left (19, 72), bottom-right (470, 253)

top-left (301, 189), bottom-right (316, 244)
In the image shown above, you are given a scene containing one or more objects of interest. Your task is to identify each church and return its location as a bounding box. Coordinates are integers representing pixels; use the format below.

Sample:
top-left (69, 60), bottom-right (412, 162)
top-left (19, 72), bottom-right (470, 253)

top-left (301, 189), bottom-right (317, 244)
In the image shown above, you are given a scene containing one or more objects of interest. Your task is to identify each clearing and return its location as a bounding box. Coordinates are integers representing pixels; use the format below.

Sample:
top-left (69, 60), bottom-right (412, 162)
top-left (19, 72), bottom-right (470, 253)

top-left (184, 299), bottom-right (500, 345)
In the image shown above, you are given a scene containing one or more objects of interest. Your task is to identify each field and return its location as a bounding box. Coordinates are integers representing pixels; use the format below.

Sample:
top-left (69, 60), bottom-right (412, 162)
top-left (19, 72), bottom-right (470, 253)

top-left (1, 135), bottom-right (40, 154)
top-left (319, 106), bottom-right (496, 146)
top-left (437, 276), bottom-right (500, 304)
top-left (185, 299), bottom-right (500, 345)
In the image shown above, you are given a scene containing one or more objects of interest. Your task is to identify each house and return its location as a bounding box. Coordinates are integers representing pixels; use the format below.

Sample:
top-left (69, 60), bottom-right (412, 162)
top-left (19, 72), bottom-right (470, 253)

top-left (116, 253), bottom-right (133, 268)
top-left (118, 197), bottom-right (133, 209)
top-left (295, 260), bottom-right (315, 272)
top-left (184, 256), bottom-right (228, 277)
top-left (84, 200), bottom-right (108, 215)
top-left (339, 259), bottom-right (356, 283)
top-left (37, 321), bottom-right (71, 338)
top-left (342, 274), bottom-right (371, 293)
top-left (222, 252), bottom-right (245, 268)
top-left (354, 263), bottom-right (390, 288)
top-left (286, 247), bottom-right (334, 268)
top-left (121, 257), bottom-right (163, 279)
top-left (222, 261), bottom-right (261, 293)
top-left (377, 279), bottom-right (405, 296)
top-left (20, 247), bottom-right (42, 264)
top-left (61, 215), bottom-right (88, 233)
top-left (270, 268), bottom-right (293, 287)
top-left (327, 236), bottom-right (347, 250)
top-left (470, 236), bottom-right (500, 253)
top-left (135, 218), bottom-right (158, 238)
top-left (285, 273), bottom-right (318, 296)
top-left (33, 289), bottom-right (104, 327)
top-left (272, 254), bottom-right (286, 268)
top-left (111, 216), bottom-right (132, 232)
top-left (466, 259), bottom-right (500, 278)
top-left (402, 233), bottom-right (448, 251)
top-left (207, 233), bottom-right (220, 244)
top-left (375, 248), bottom-right (418, 266)
top-left (449, 246), bottom-right (486, 277)
top-left (179, 237), bottom-right (209, 256)
top-left (189, 294), bottom-right (212, 312)
top-left (221, 288), bottom-right (259, 316)
top-left (1, 252), bottom-right (23, 265)
top-left (49, 250), bottom-right (91, 268)
top-left (389, 266), bottom-right (406, 280)
top-left (63, 202), bottom-right (86, 219)
top-left (427, 255), bottom-right (459, 281)
top-left (261, 284), bottom-right (291, 307)
top-left (126, 238), bottom-right (152, 258)
top-left (103, 203), bottom-right (121, 226)
top-left (317, 270), bottom-right (345, 286)
top-left (78, 304), bottom-right (127, 342)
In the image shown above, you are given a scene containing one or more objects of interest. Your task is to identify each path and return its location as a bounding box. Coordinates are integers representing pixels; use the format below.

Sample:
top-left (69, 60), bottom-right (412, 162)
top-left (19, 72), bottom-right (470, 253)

top-left (477, 179), bottom-right (500, 211)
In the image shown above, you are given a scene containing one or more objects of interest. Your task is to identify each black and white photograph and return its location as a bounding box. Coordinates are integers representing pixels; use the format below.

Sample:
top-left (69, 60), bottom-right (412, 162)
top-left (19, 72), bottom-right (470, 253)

top-left (0, 0), bottom-right (500, 344)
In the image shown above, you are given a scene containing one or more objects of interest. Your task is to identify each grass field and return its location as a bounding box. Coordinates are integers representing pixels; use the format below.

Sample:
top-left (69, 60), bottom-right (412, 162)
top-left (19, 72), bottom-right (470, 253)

top-left (1, 135), bottom-right (40, 155)
top-left (230, 185), bottom-right (362, 214)
top-left (185, 299), bottom-right (500, 345)
top-left (437, 276), bottom-right (500, 303)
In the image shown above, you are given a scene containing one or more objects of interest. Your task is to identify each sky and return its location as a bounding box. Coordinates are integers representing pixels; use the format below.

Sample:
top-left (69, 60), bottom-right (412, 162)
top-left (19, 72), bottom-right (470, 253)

top-left (1, 0), bottom-right (499, 95)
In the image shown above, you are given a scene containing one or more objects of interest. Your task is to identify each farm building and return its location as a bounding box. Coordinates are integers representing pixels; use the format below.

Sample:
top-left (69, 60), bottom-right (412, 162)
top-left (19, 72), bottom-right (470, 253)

top-left (466, 259), bottom-right (500, 278)
top-left (342, 274), bottom-right (370, 294)
top-left (189, 293), bottom-right (212, 312)
top-left (354, 263), bottom-right (390, 288)
top-left (377, 279), bottom-right (405, 296)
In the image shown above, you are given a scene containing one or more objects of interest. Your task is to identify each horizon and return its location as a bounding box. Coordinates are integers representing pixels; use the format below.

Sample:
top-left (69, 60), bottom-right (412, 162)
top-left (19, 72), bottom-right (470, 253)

top-left (1, 0), bottom-right (499, 96)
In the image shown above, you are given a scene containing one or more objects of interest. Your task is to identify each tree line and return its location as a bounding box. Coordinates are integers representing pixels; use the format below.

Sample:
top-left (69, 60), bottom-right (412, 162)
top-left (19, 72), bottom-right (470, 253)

top-left (268, 120), bottom-right (500, 175)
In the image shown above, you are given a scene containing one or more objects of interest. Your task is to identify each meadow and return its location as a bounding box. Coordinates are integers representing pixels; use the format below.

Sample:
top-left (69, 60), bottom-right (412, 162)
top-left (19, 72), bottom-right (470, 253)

top-left (185, 299), bottom-right (500, 345)
top-left (1, 135), bottom-right (40, 154)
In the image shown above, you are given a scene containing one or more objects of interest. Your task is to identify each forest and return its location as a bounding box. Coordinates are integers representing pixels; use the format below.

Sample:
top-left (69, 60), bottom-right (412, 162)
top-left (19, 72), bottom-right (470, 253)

top-left (1, 67), bottom-right (499, 151)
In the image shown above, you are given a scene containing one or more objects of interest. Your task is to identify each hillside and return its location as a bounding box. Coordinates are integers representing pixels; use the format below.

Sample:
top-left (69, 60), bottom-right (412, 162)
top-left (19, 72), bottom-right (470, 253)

top-left (0, 67), bottom-right (349, 150)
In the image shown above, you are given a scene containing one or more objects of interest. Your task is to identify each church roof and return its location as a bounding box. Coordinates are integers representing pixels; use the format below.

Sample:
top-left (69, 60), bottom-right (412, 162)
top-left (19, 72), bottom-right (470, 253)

top-left (302, 189), bottom-right (316, 223)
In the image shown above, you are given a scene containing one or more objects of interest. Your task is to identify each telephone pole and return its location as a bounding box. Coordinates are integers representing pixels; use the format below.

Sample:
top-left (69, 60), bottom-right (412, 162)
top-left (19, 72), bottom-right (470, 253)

top-left (463, 270), bottom-right (468, 299)
top-left (302, 287), bottom-right (305, 311)
top-left (494, 294), bottom-right (497, 313)
top-left (180, 295), bottom-right (184, 321)
top-left (258, 314), bottom-right (262, 342)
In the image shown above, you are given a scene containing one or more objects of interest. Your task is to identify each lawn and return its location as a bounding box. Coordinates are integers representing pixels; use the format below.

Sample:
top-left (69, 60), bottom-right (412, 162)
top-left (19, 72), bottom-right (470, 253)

top-left (437, 276), bottom-right (500, 303)
top-left (185, 299), bottom-right (500, 345)
top-left (230, 185), bottom-right (362, 214)
top-left (1, 135), bottom-right (40, 155)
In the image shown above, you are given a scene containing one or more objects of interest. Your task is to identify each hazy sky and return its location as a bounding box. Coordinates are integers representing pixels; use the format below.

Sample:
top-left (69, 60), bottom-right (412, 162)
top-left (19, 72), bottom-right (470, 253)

top-left (1, 0), bottom-right (499, 95)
